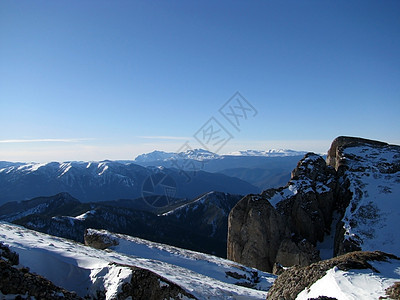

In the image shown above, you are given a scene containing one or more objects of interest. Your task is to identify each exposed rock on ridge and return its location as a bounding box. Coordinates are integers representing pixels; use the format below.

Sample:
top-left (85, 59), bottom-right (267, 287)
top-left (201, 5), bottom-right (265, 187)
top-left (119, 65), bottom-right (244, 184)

top-left (328, 136), bottom-right (400, 256)
top-left (228, 153), bottom-right (337, 272)
top-left (227, 136), bottom-right (400, 273)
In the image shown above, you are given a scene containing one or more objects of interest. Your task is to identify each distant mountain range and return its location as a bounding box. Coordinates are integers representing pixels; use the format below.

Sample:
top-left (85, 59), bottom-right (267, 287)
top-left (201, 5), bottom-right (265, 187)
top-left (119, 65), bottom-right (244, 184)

top-left (134, 148), bottom-right (309, 190)
top-left (0, 160), bottom-right (258, 205)
top-left (0, 148), bottom-right (309, 205)
top-left (134, 148), bottom-right (308, 163)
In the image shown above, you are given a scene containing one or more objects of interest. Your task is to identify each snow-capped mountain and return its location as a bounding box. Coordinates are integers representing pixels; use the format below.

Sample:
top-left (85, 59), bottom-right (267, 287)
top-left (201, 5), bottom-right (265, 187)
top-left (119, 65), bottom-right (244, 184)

top-left (135, 149), bottom-right (219, 162)
top-left (0, 222), bottom-right (275, 299)
top-left (135, 148), bottom-right (307, 162)
top-left (134, 149), bottom-right (308, 190)
top-left (227, 149), bottom-right (308, 157)
top-left (0, 160), bottom-right (258, 205)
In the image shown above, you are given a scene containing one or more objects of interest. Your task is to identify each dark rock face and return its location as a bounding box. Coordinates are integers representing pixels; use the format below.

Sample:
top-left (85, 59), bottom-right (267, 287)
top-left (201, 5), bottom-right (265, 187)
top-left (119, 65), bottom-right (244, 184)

top-left (228, 153), bottom-right (337, 272)
top-left (266, 251), bottom-right (399, 300)
top-left (118, 265), bottom-right (197, 300)
top-left (227, 194), bottom-right (290, 272)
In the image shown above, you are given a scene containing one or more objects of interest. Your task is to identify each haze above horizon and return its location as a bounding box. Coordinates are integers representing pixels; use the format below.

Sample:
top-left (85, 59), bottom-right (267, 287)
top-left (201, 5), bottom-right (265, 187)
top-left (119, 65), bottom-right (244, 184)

top-left (1, 1), bottom-right (399, 162)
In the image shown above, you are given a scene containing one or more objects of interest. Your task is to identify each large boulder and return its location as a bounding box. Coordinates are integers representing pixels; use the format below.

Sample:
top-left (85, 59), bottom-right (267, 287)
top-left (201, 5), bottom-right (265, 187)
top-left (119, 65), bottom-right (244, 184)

top-left (84, 229), bottom-right (119, 250)
top-left (228, 153), bottom-right (337, 272)
top-left (227, 194), bottom-right (290, 272)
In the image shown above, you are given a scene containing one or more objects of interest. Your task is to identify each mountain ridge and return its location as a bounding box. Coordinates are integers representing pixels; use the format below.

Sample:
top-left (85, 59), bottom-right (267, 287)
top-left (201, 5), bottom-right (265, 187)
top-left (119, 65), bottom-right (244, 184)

top-left (134, 148), bottom-right (308, 162)
top-left (0, 160), bottom-right (258, 204)
top-left (0, 191), bottom-right (242, 258)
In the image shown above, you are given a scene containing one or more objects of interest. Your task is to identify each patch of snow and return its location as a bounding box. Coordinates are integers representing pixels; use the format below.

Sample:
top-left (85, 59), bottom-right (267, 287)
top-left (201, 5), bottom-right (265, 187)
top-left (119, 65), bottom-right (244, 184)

top-left (162, 191), bottom-right (215, 216)
top-left (74, 210), bottom-right (96, 220)
top-left (268, 186), bottom-right (297, 208)
top-left (0, 291), bottom-right (32, 300)
top-left (98, 163), bottom-right (109, 176)
top-left (58, 163), bottom-right (72, 177)
top-left (17, 163), bottom-right (48, 173)
top-left (296, 258), bottom-right (400, 300)
top-left (158, 278), bottom-right (170, 288)
top-left (288, 183), bottom-right (298, 195)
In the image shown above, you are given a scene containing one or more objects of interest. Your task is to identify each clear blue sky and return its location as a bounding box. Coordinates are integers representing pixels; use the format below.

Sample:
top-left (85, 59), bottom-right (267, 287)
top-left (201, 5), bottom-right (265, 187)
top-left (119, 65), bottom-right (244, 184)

top-left (1, 1), bottom-right (399, 162)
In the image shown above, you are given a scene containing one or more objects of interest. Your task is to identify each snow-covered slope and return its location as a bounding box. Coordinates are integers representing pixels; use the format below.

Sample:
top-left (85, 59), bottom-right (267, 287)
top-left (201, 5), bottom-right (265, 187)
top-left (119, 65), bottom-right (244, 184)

top-left (267, 250), bottom-right (400, 300)
top-left (336, 142), bottom-right (400, 255)
top-left (0, 222), bottom-right (275, 299)
top-left (296, 259), bottom-right (400, 300)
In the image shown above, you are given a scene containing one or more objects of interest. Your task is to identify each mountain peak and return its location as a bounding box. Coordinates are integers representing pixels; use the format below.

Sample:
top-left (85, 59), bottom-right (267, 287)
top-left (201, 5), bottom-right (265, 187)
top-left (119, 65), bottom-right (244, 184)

top-left (226, 149), bottom-right (308, 157)
top-left (134, 148), bottom-right (219, 162)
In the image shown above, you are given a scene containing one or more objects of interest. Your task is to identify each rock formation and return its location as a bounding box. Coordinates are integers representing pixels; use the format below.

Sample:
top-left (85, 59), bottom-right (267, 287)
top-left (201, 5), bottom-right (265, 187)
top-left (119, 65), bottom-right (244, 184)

top-left (118, 266), bottom-right (197, 300)
top-left (227, 136), bottom-right (400, 273)
top-left (228, 153), bottom-right (337, 272)
top-left (84, 228), bottom-right (119, 250)
top-left (266, 251), bottom-right (400, 300)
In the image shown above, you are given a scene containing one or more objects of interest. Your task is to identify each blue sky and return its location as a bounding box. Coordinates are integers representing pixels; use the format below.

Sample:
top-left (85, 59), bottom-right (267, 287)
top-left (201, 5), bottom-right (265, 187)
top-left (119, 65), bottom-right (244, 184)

top-left (1, 1), bottom-right (399, 162)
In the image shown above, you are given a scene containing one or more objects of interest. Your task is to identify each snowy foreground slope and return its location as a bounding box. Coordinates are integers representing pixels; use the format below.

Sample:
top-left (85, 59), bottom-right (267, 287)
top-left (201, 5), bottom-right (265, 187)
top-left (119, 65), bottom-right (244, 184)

top-left (266, 251), bottom-right (400, 300)
top-left (0, 222), bottom-right (274, 299)
top-left (296, 257), bottom-right (400, 300)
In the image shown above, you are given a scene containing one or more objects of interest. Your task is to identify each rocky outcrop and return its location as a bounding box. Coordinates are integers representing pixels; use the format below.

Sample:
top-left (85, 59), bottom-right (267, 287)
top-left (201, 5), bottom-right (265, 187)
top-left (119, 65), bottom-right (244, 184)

top-left (227, 194), bottom-right (290, 272)
top-left (118, 265), bottom-right (197, 300)
top-left (228, 153), bottom-right (337, 272)
top-left (227, 136), bottom-right (400, 273)
top-left (385, 282), bottom-right (400, 300)
top-left (327, 136), bottom-right (400, 256)
top-left (84, 229), bottom-right (119, 249)
top-left (266, 251), bottom-right (399, 300)
top-left (326, 136), bottom-right (388, 171)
